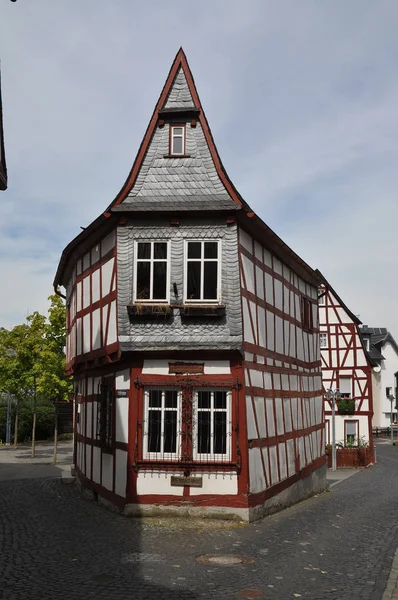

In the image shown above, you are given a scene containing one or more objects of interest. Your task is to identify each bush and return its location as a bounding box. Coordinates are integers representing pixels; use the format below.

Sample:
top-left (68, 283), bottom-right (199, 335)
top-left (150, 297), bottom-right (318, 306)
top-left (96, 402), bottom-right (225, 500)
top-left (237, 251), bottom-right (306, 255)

top-left (0, 404), bottom-right (55, 443)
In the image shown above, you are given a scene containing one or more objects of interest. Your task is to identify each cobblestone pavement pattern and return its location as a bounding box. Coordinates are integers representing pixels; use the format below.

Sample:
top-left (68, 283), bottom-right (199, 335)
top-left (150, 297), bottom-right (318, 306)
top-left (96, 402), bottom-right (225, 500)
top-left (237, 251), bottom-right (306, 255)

top-left (1, 442), bottom-right (398, 600)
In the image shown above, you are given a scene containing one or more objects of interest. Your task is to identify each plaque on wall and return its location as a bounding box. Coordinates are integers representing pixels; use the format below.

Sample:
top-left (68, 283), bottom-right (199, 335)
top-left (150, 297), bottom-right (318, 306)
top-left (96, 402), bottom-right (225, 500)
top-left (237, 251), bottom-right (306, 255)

top-left (116, 390), bottom-right (129, 397)
top-left (170, 476), bottom-right (203, 488)
top-left (169, 362), bottom-right (204, 374)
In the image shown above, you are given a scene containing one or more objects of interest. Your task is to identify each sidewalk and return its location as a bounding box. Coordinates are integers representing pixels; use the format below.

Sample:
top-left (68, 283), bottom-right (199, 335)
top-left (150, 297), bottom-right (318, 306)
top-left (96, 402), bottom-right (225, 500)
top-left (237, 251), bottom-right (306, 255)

top-left (326, 467), bottom-right (359, 488)
top-left (0, 440), bottom-right (73, 481)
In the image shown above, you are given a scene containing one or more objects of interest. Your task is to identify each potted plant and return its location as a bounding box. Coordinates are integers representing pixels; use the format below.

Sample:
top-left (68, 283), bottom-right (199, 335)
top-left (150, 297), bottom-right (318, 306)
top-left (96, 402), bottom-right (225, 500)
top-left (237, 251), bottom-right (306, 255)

top-left (337, 397), bottom-right (356, 415)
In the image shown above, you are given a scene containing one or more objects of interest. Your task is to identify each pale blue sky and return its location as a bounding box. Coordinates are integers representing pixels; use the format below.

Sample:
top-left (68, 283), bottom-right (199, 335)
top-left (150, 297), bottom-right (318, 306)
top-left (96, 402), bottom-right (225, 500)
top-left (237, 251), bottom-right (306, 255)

top-left (1, 0), bottom-right (398, 335)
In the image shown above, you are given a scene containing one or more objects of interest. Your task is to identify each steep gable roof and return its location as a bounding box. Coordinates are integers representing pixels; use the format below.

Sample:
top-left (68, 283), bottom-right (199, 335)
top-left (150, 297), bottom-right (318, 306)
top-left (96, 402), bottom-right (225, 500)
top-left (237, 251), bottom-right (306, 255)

top-left (316, 271), bottom-right (361, 325)
top-left (0, 69), bottom-right (7, 191)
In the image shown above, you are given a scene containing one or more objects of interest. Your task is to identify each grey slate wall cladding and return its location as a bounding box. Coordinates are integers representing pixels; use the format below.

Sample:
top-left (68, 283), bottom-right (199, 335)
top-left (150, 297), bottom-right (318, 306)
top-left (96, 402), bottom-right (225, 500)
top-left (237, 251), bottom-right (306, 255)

top-left (123, 121), bottom-right (236, 210)
top-left (117, 218), bottom-right (242, 352)
top-left (164, 67), bottom-right (194, 109)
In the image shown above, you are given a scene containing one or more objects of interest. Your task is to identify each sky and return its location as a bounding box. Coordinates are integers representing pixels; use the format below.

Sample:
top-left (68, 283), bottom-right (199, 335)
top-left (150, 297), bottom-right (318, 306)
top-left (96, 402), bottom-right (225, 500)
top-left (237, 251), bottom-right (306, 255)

top-left (0, 0), bottom-right (398, 336)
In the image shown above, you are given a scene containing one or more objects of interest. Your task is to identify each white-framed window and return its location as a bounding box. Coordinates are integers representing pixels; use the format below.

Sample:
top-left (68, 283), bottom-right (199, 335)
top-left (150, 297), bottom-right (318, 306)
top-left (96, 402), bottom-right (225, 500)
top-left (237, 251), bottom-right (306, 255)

top-left (170, 125), bottom-right (185, 156)
top-left (320, 333), bottom-right (328, 349)
top-left (363, 338), bottom-right (370, 352)
top-left (134, 241), bottom-right (170, 303)
top-left (143, 389), bottom-right (181, 459)
top-left (193, 389), bottom-right (231, 461)
top-left (339, 376), bottom-right (352, 399)
top-left (184, 240), bottom-right (221, 303)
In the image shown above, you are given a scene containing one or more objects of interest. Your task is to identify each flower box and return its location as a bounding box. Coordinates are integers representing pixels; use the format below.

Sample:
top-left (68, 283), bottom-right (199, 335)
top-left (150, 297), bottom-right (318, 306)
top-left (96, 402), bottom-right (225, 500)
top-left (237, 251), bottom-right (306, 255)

top-left (336, 398), bottom-right (355, 415)
top-left (327, 446), bottom-right (373, 468)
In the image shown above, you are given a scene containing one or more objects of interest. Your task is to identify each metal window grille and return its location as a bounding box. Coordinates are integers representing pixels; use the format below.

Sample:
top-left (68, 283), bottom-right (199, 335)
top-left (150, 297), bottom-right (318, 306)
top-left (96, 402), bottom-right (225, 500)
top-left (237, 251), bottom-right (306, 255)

top-left (97, 379), bottom-right (114, 450)
top-left (193, 390), bottom-right (231, 461)
top-left (144, 389), bottom-right (181, 460)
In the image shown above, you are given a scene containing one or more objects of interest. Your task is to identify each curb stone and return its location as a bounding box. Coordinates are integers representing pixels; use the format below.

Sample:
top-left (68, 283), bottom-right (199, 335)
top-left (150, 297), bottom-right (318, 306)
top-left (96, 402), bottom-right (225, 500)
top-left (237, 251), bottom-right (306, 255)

top-left (382, 548), bottom-right (398, 599)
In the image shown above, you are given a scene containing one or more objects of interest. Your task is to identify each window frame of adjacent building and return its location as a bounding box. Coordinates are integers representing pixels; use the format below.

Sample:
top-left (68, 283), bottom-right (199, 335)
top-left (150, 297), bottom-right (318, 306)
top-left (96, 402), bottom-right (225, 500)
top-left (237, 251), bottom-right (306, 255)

top-left (143, 388), bottom-right (182, 460)
top-left (133, 240), bottom-right (170, 304)
top-left (319, 332), bottom-right (328, 349)
top-left (169, 124), bottom-right (186, 156)
top-left (97, 377), bottom-right (115, 452)
top-left (344, 419), bottom-right (359, 445)
top-left (184, 240), bottom-right (222, 304)
top-left (192, 389), bottom-right (232, 462)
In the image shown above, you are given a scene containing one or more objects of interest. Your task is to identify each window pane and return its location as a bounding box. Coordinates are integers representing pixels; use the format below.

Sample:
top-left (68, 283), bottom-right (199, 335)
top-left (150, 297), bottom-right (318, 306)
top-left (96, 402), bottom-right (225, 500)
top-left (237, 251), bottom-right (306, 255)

top-left (138, 243), bottom-right (151, 259)
top-left (173, 127), bottom-right (183, 136)
top-left (346, 422), bottom-right (356, 436)
top-left (204, 262), bottom-right (218, 299)
top-left (197, 412), bottom-right (211, 453)
top-left (136, 262), bottom-right (150, 299)
top-left (198, 391), bottom-right (211, 408)
top-left (154, 243), bottom-right (167, 259)
top-left (149, 390), bottom-right (162, 407)
top-left (187, 262), bottom-right (201, 300)
top-left (188, 242), bottom-right (201, 259)
top-left (165, 390), bottom-right (177, 408)
top-left (172, 136), bottom-right (183, 154)
top-left (148, 410), bottom-right (161, 452)
top-left (214, 391), bottom-right (226, 409)
top-left (164, 411), bottom-right (177, 453)
top-left (214, 412), bottom-right (227, 454)
top-left (204, 242), bottom-right (218, 259)
top-left (153, 262), bottom-right (167, 300)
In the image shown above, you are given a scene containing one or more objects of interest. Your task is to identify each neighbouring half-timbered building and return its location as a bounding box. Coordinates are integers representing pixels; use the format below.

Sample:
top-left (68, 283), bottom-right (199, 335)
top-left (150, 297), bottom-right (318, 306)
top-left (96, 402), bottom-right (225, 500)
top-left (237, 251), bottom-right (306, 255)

top-left (54, 49), bottom-right (326, 521)
top-left (318, 274), bottom-right (374, 463)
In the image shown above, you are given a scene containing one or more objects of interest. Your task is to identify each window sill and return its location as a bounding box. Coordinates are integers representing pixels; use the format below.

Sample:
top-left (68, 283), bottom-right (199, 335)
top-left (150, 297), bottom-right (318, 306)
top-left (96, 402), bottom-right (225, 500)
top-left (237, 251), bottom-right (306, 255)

top-left (136, 459), bottom-right (237, 471)
top-left (180, 305), bottom-right (225, 318)
top-left (127, 304), bottom-right (173, 321)
top-left (163, 154), bottom-right (191, 159)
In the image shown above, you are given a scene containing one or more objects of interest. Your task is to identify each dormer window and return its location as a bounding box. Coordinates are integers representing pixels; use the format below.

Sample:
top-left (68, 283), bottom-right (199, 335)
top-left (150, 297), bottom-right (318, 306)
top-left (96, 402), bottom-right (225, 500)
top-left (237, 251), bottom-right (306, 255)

top-left (170, 125), bottom-right (185, 156)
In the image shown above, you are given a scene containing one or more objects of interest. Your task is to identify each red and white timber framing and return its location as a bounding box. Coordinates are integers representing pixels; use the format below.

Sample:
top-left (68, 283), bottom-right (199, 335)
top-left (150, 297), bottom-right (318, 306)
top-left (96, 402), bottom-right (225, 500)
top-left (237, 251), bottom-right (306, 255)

top-left (65, 230), bottom-right (119, 375)
top-left (319, 283), bottom-right (374, 459)
top-left (239, 229), bottom-right (325, 518)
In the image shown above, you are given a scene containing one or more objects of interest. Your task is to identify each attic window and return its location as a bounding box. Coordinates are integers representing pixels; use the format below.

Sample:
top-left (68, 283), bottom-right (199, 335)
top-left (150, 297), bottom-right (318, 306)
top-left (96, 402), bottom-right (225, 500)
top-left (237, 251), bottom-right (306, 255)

top-left (170, 125), bottom-right (185, 156)
top-left (301, 296), bottom-right (314, 331)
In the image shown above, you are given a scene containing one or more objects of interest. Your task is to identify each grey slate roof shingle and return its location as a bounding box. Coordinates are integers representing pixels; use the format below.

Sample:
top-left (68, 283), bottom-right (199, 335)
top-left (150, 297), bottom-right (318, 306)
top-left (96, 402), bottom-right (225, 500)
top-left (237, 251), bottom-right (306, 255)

top-left (164, 67), bottom-right (195, 109)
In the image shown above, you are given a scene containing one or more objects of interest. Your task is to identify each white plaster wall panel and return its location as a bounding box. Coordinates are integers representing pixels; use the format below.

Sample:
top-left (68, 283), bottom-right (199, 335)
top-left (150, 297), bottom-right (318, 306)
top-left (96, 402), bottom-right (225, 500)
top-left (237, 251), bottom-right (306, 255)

top-left (76, 283), bottom-right (82, 311)
top-left (190, 472), bottom-right (238, 496)
top-left (295, 295), bottom-right (301, 323)
top-left (290, 374), bottom-right (298, 391)
top-left (249, 447), bottom-right (266, 493)
top-left (273, 257), bottom-right (282, 276)
top-left (92, 268), bottom-right (100, 304)
top-left (273, 373), bottom-right (281, 390)
top-left (305, 435), bottom-right (312, 463)
top-left (245, 370), bottom-right (250, 387)
top-left (283, 399), bottom-right (292, 432)
top-left (315, 396), bottom-right (323, 425)
top-left (286, 439), bottom-right (295, 477)
top-left (261, 448), bottom-right (270, 486)
top-left (92, 401), bottom-right (98, 438)
top-left (263, 248), bottom-right (272, 268)
top-left (107, 301), bottom-right (117, 344)
top-left (242, 255), bottom-right (255, 294)
top-left (312, 303), bottom-right (318, 329)
top-left (115, 397), bottom-right (129, 443)
top-left (83, 252), bottom-right (90, 272)
top-left (101, 258), bottom-right (114, 297)
top-left (298, 278), bottom-right (305, 294)
top-left (86, 402), bottom-right (92, 439)
top-left (338, 335), bottom-right (347, 349)
top-left (283, 285), bottom-right (290, 314)
top-left (339, 350), bottom-right (348, 366)
top-left (303, 332), bottom-right (308, 363)
top-left (141, 359), bottom-right (231, 375)
top-left (278, 443), bottom-right (287, 480)
top-left (283, 264), bottom-right (291, 281)
top-left (115, 450), bottom-right (128, 498)
top-left (246, 396), bottom-right (258, 440)
top-left (239, 229), bottom-right (253, 253)
top-left (289, 324), bottom-right (296, 358)
top-left (101, 230), bottom-right (115, 256)
top-left (249, 301), bottom-right (257, 343)
top-left (265, 273), bottom-right (274, 305)
top-left (115, 369), bottom-right (130, 389)
top-left (284, 321), bottom-right (290, 357)
top-left (298, 437), bottom-right (305, 469)
top-left (258, 306), bottom-right (266, 348)
top-left (331, 350), bottom-right (337, 368)
top-left (282, 374), bottom-right (289, 391)
top-left (275, 399), bottom-right (284, 435)
top-left (245, 352), bottom-right (254, 362)
top-left (296, 328), bottom-right (304, 361)
top-left (136, 471), bottom-right (184, 496)
top-left (264, 371), bottom-right (272, 390)
top-left (310, 399), bottom-right (316, 428)
top-left (274, 279), bottom-right (283, 311)
top-left (257, 355), bottom-right (265, 364)
top-left (85, 444), bottom-right (92, 478)
top-left (291, 398), bottom-right (298, 430)
top-left (254, 397), bottom-right (267, 438)
top-left (91, 243), bottom-right (100, 265)
top-left (92, 308), bottom-right (101, 350)
top-left (297, 399), bottom-right (303, 429)
top-left (87, 378), bottom-right (93, 395)
top-left (254, 241), bottom-right (263, 261)
top-left (83, 314), bottom-right (90, 354)
top-left (250, 369), bottom-right (263, 388)
top-left (269, 445), bottom-right (279, 485)
top-left (83, 276), bottom-right (90, 309)
top-left (266, 312), bottom-right (275, 352)
top-left (255, 267), bottom-right (264, 300)
top-left (102, 453), bottom-right (113, 492)
top-left (290, 291), bottom-right (296, 318)
top-left (266, 399), bottom-right (275, 436)
top-left (275, 316), bottom-right (284, 355)
top-left (243, 299), bottom-right (254, 344)
top-left (311, 431), bottom-right (318, 459)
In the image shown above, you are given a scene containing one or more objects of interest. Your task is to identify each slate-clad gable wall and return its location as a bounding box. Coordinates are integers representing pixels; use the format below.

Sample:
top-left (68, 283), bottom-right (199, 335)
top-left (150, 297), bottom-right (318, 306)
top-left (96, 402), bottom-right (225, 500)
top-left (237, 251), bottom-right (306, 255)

top-left (123, 121), bottom-right (235, 209)
top-left (164, 67), bottom-right (195, 109)
top-left (117, 218), bottom-right (242, 352)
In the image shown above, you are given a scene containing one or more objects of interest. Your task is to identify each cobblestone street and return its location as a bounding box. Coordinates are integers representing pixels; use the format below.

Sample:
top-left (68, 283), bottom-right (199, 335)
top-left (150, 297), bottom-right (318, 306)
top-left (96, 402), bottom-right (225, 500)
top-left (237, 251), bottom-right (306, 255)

top-left (1, 442), bottom-right (398, 599)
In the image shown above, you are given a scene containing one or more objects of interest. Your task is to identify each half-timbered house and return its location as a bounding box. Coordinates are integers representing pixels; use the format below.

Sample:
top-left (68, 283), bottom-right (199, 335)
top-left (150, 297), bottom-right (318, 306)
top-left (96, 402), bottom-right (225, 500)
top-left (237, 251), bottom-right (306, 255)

top-left (54, 49), bottom-right (326, 521)
top-left (318, 275), bottom-right (374, 462)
